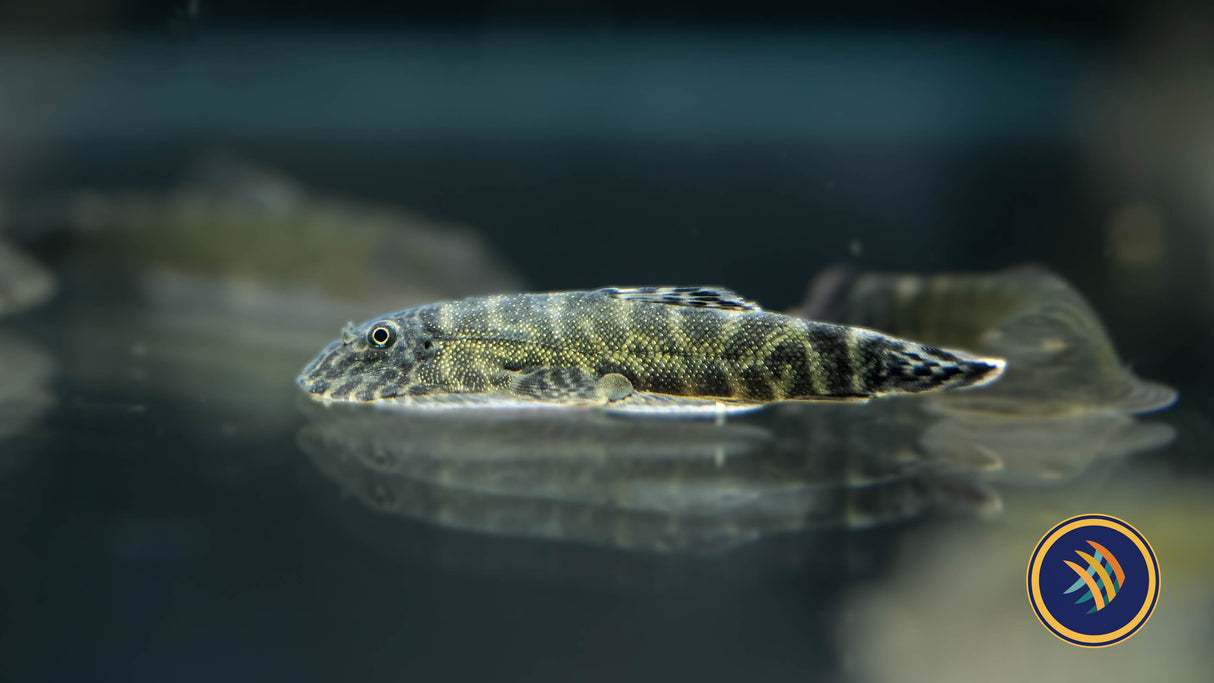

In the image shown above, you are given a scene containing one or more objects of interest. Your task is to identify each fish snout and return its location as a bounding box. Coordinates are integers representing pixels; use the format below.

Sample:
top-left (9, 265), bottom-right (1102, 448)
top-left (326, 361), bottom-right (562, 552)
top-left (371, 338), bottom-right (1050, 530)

top-left (296, 340), bottom-right (343, 396)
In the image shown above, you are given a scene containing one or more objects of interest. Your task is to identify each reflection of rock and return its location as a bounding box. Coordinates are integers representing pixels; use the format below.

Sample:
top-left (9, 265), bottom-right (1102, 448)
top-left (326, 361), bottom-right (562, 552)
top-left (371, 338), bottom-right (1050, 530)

top-left (816, 271), bottom-right (1192, 679)
top-left (799, 265), bottom-right (1176, 416)
top-left (799, 265), bottom-right (1177, 486)
top-left (839, 480), bottom-right (1212, 683)
top-left (0, 331), bottom-right (56, 478)
top-left (299, 402), bottom-right (948, 555)
top-left (1, 155), bottom-right (523, 327)
top-left (0, 155), bottom-right (524, 455)
top-left (921, 412), bottom-right (1175, 484)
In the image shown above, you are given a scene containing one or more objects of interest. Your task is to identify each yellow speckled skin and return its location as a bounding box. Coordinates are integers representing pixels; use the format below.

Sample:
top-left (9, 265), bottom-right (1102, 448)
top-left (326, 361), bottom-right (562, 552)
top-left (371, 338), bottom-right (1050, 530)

top-left (297, 287), bottom-right (1004, 407)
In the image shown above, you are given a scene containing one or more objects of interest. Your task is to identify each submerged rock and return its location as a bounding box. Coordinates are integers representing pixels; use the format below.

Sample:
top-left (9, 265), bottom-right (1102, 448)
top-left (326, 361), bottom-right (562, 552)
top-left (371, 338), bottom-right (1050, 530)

top-left (0, 155), bottom-right (524, 331)
top-left (797, 265), bottom-right (1176, 416)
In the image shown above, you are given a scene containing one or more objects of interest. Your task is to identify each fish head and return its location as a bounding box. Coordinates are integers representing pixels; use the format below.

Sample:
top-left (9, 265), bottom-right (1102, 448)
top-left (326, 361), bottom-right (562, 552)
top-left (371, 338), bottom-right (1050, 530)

top-left (297, 312), bottom-right (435, 402)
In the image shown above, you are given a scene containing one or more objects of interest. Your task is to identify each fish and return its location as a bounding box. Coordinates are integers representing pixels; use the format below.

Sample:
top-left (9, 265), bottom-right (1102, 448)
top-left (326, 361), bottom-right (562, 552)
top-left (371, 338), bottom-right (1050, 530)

top-left (294, 268), bottom-right (1182, 563)
top-left (297, 286), bottom-right (1006, 415)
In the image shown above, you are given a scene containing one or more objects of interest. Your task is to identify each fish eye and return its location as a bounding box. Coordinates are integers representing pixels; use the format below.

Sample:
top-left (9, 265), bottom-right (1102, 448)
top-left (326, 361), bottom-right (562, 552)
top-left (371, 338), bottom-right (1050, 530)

top-left (367, 322), bottom-right (397, 348)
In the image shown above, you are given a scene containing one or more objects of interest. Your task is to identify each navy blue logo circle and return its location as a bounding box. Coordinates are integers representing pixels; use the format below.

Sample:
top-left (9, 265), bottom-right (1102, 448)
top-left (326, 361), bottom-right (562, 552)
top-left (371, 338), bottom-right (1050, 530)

top-left (1027, 514), bottom-right (1159, 647)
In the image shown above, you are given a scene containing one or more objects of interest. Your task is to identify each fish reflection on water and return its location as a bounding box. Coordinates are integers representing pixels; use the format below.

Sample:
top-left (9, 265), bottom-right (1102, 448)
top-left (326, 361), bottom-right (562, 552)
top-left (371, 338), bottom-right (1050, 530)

top-left (297, 266), bottom-right (1175, 557)
top-left (299, 403), bottom-right (958, 554)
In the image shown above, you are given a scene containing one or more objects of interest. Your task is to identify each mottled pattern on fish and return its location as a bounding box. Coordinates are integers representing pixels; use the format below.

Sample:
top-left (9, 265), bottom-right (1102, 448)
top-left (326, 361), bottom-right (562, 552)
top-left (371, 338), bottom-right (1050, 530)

top-left (298, 287), bottom-right (1005, 411)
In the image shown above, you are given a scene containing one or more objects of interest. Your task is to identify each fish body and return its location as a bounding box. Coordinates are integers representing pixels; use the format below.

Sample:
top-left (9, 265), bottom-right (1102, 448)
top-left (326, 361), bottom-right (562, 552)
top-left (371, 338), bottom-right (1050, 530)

top-left (297, 286), bottom-right (1005, 414)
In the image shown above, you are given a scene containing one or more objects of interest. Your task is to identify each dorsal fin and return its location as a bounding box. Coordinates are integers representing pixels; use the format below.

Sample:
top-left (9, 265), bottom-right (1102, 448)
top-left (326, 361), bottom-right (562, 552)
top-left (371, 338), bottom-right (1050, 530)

top-left (600, 286), bottom-right (763, 312)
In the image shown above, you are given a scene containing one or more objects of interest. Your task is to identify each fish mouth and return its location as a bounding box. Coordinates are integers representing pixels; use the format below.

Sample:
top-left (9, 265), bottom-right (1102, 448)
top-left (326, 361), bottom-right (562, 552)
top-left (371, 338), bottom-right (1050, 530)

top-left (296, 340), bottom-right (404, 402)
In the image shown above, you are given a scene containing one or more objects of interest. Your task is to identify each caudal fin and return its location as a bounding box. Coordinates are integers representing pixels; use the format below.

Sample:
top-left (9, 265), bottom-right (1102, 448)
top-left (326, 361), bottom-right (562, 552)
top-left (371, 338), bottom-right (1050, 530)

top-left (882, 340), bottom-right (1006, 395)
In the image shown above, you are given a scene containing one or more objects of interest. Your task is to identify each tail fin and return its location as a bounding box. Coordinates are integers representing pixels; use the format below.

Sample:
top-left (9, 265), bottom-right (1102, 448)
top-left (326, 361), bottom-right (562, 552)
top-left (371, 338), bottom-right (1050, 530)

top-left (882, 339), bottom-right (1006, 395)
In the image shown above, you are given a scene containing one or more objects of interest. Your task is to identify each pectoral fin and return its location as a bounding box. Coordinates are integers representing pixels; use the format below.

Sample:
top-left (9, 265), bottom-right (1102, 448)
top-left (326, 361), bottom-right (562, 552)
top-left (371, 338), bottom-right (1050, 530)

top-left (504, 367), bottom-right (635, 404)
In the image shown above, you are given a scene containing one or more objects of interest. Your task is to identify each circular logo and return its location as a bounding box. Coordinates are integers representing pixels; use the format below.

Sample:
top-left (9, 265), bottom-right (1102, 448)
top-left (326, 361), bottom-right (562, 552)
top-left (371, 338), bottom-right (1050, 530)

top-left (1027, 514), bottom-right (1160, 647)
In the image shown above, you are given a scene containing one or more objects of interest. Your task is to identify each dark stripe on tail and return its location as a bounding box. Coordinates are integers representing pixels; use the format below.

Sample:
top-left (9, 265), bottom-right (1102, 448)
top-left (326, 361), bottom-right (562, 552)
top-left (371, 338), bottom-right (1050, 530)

top-left (883, 341), bottom-right (1004, 394)
top-left (809, 329), bottom-right (854, 396)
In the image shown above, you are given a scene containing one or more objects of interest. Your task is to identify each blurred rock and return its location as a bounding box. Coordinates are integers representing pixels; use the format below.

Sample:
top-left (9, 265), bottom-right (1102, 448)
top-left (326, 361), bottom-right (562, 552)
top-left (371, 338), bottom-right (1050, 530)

top-left (0, 154), bottom-right (524, 334)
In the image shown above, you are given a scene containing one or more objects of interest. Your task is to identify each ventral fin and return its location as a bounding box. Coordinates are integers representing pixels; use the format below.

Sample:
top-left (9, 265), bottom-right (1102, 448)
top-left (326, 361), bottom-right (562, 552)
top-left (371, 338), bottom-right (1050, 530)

top-left (600, 286), bottom-right (762, 312)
